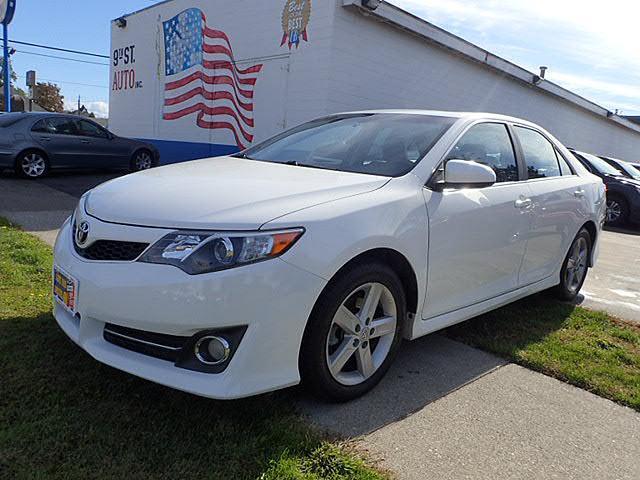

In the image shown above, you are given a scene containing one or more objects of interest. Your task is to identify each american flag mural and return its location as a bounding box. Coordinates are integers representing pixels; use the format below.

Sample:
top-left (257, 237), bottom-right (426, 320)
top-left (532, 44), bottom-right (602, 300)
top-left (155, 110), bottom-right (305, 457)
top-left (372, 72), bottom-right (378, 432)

top-left (163, 9), bottom-right (263, 149)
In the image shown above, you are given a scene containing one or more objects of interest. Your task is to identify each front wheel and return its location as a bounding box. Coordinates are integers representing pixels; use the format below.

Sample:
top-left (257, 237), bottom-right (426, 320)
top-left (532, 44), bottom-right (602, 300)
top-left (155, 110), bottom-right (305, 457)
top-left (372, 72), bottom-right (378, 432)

top-left (130, 150), bottom-right (155, 172)
top-left (300, 263), bottom-right (405, 402)
top-left (556, 228), bottom-right (591, 301)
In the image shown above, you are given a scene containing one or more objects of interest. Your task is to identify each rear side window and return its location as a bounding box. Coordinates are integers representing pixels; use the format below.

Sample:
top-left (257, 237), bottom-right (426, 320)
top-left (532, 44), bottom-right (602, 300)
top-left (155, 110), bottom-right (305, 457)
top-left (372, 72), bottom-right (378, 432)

top-left (46, 118), bottom-right (78, 135)
top-left (515, 127), bottom-right (561, 179)
top-left (446, 123), bottom-right (519, 183)
top-left (556, 150), bottom-right (574, 176)
top-left (31, 119), bottom-right (50, 133)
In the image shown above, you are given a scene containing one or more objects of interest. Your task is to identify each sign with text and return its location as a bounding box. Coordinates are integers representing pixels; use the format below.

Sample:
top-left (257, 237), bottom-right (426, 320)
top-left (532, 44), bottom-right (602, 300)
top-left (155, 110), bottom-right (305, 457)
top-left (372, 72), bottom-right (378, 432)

top-left (0, 0), bottom-right (16, 25)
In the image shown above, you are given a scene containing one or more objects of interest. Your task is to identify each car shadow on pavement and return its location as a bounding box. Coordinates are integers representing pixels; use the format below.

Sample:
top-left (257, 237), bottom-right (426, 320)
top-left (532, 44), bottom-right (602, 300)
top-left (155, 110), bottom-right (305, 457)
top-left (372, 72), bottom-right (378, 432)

top-left (604, 224), bottom-right (640, 236)
top-left (294, 333), bottom-right (508, 438)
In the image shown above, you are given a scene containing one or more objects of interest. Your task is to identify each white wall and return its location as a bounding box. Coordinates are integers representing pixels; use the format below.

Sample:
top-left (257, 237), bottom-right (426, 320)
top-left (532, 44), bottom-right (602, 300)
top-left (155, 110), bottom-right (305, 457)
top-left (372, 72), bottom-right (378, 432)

top-left (327, 3), bottom-right (640, 162)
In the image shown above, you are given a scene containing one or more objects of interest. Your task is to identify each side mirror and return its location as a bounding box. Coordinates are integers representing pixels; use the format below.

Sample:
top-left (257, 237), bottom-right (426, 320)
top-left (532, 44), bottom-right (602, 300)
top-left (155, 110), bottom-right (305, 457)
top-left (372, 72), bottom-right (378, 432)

top-left (442, 159), bottom-right (496, 189)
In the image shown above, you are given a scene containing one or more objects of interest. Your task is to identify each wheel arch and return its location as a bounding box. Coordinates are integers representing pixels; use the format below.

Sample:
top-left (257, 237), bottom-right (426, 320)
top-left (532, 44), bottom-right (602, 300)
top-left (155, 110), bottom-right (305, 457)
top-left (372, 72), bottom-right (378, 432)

top-left (14, 146), bottom-right (49, 167)
top-left (310, 248), bottom-right (419, 338)
top-left (579, 220), bottom-right (598, 267)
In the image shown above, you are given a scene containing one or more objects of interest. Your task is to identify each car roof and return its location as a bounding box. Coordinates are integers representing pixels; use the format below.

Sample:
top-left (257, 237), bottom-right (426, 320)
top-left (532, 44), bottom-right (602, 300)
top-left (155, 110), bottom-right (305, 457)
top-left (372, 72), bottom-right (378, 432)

top-left (2, 112), bottom-right (89, 120)
top-left (334, 109), bottom-right (543, 126)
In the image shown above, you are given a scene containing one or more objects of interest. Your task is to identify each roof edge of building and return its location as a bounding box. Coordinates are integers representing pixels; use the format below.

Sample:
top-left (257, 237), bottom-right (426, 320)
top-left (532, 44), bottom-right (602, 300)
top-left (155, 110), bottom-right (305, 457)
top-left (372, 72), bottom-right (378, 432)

top-left (342, 0), bottom-right (640, 135)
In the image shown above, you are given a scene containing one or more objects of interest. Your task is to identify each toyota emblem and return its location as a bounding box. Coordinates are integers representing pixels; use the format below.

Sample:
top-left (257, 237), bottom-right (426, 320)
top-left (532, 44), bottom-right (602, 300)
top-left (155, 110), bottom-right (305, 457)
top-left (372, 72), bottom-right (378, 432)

top-left (75, 221), bottom-right (90, 247)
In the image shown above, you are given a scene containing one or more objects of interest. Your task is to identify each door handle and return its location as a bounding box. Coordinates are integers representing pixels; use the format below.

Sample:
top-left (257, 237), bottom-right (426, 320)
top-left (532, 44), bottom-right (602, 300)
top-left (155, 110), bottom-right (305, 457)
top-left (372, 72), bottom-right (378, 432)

top-left (515, 198), bottom-right (532, 209)
top-left (38, 136), bottom-right (51, 141)
top-left (80, 139), bottom-right (91, 144)
top-left (574, 189), bottom-right (585, 198)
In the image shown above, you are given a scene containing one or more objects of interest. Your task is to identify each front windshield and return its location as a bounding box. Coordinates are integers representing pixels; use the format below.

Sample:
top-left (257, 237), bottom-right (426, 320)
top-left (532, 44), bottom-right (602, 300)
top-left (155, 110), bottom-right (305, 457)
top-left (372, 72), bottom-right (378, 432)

top-left (579, 152), bottom-right (623, 176)
top-left (239, 114), bottom-right (456, 177)
top-left (610, 159), bottom-right (640, 180)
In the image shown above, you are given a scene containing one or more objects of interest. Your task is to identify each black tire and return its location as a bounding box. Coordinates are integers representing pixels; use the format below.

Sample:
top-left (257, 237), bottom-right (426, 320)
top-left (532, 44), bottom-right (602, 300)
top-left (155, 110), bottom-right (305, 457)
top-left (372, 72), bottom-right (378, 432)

top-left (15, 150), bottom-right (49, 179)
top-left (300, 262), bottom-right (406, 402)
top-left (130, 149), bottom-right (155, 172)
top-left (605, 194), bottom-right (629, 227)
top-left (556, 228), bottom-right (591, 301)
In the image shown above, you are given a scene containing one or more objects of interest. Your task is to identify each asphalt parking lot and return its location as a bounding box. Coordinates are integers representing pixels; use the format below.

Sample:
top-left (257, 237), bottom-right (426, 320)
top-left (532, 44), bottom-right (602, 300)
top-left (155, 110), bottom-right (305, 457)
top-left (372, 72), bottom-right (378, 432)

top-left (1, 171), bottom-right (638, 323)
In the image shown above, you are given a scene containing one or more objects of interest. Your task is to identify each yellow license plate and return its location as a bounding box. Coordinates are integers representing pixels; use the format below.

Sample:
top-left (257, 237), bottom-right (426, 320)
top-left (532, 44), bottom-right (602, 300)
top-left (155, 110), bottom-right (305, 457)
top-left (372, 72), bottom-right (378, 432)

top-left (53, 266), bottom-right (78, 314)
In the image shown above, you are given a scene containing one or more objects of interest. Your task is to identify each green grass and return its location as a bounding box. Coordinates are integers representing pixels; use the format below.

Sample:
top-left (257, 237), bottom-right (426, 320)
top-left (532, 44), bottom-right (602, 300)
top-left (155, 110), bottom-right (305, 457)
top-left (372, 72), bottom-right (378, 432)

top-left (447, 294), bottom-right (640, 410)
top-left (0, 218), bottom-right (385, 480)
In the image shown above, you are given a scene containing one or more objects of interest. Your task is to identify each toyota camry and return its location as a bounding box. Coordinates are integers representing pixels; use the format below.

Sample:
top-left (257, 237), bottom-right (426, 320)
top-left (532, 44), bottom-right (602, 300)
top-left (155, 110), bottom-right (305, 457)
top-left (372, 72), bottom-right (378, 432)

top-left (53, 111), bottom-right (605, 401)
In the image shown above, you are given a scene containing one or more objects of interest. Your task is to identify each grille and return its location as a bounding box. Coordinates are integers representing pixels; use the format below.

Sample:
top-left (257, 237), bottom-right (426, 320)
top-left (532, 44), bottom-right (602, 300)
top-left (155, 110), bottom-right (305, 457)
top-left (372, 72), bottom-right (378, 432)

top-left (74, 240), bottom-right (149, 261)
top-left (103, 323), bottom-right (187, 363)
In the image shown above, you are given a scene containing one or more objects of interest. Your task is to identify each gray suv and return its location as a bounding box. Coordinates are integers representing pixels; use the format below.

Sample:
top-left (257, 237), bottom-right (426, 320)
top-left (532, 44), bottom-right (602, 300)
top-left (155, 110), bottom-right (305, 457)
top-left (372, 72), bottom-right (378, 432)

top-left (0, 112), bottom-right (159, 178)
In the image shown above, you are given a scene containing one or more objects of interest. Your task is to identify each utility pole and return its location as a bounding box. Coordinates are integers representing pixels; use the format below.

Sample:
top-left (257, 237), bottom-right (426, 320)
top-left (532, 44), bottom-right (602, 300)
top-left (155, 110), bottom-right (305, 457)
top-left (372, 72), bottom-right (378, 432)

top-left (77, 94), bottom-right (80, 113)
top-left (1, 1), bottom-right (16, 112)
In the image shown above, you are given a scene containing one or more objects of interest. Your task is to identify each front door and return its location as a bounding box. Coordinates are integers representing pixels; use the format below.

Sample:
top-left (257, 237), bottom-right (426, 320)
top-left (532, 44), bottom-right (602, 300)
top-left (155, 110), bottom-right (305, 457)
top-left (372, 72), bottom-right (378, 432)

top-left (422, 122), bottom-right (531, 319)
top-left (74, 119), bottom-right (129, 168)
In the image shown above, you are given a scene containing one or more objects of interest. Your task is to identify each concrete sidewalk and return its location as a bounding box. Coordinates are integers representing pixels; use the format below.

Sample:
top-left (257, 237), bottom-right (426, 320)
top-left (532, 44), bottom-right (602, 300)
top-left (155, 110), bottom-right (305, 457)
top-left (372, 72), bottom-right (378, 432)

top-left (299, 336), bottom-right (640, 480)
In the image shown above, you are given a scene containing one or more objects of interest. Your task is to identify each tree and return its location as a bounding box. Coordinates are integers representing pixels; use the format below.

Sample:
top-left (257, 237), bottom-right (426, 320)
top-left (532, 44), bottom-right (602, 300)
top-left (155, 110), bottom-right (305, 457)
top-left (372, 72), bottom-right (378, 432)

top-left (0, 57), bottom-right (17, 89)
top-left (33, 82), bottom-right (64, 112)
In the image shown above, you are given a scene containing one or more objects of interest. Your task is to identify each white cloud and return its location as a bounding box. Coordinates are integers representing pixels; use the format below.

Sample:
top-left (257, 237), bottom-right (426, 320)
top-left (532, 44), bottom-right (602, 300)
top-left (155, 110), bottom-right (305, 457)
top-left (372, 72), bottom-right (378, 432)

top-left (63, 99), bottom-right (109, 118)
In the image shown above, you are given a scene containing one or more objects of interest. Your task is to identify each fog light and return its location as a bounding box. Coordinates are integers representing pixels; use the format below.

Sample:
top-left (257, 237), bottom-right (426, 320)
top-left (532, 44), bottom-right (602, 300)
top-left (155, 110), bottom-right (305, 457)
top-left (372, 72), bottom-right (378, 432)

top-left (195, 336), bottom-right (231, 365)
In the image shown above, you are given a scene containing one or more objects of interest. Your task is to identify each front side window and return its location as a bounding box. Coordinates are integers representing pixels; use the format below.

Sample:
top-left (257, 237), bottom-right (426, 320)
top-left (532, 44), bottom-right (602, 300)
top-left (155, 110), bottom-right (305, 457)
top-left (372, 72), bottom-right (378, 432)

top-left (515, 127), bottom-right (561, 179)
top-left (239, 114), bottom-right (456, 177)
top-left (46, 117), bottom-right (78, 136)
top-left (76, 120), bottom-right (108, 138)
top-left (446, 123), bottom-right (519, 183)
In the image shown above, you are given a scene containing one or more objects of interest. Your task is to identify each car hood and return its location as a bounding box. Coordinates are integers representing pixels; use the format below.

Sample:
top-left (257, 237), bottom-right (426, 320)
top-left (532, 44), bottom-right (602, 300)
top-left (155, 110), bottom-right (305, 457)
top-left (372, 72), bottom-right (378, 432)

top-left (85, 156), bottom-right (389, 229)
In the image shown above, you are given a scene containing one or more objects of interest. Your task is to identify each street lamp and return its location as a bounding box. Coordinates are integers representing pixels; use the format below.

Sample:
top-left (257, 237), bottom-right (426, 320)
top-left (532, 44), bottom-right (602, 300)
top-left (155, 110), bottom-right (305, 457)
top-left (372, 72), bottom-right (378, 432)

top-left (0, 0), bottom-right (17, 112)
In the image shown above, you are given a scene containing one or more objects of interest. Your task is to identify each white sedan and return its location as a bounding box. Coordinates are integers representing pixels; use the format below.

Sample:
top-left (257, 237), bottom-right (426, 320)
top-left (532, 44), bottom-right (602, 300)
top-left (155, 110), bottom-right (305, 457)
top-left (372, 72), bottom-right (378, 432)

top-left (52, 111), bottom-right (605, 401)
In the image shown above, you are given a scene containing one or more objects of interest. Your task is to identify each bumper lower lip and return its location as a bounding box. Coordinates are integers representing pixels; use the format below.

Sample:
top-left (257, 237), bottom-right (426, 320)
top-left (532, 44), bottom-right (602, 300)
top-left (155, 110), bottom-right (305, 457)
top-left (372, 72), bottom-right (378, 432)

top-left (52, 218), bottom-right (327, 399)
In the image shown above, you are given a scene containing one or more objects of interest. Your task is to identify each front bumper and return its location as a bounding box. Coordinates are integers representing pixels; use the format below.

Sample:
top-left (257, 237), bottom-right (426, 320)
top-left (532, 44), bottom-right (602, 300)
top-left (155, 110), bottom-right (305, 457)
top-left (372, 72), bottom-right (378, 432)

top-left (53, 218), bottom-right (327, 399)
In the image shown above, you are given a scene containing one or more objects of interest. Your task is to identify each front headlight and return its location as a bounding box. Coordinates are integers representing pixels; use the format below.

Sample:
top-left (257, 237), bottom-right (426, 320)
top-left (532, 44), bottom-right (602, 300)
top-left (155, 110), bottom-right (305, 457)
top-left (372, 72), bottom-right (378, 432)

top-left (138, 228), bottom-right (304, 274)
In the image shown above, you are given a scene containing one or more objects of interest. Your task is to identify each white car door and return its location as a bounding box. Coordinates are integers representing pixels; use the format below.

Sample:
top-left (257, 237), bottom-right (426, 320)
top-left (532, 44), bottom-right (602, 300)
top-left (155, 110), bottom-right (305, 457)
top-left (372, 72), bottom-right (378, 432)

top-left (512, 126), bottom-right (587, 286)
top-left (422, 122), bottom-right (532, 319)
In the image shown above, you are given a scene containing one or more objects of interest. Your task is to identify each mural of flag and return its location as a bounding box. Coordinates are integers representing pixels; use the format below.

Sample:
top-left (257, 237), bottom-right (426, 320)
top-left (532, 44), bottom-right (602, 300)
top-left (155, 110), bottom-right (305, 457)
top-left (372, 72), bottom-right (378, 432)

top-left (162, 9), bottom-right (263, 149)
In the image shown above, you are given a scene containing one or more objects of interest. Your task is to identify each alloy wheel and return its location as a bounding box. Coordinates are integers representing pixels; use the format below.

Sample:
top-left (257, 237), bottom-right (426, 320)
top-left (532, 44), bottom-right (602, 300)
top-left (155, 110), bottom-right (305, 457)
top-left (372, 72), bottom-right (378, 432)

top-left (21, 153), bottom-right (46, 178)
top-left (606, 199), bottom-right (622, 223)
top-left (565, 236), bottom-right (588, 294)
top-left (325, 282), bottom-right (397, 386)
top-left (134, 151), bottom-right (153, 171)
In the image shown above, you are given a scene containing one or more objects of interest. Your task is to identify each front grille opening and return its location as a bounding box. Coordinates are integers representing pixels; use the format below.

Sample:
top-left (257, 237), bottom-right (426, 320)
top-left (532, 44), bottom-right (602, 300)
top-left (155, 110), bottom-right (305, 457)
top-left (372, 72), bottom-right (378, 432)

top-left (75, 240), bottom-right (149, 261)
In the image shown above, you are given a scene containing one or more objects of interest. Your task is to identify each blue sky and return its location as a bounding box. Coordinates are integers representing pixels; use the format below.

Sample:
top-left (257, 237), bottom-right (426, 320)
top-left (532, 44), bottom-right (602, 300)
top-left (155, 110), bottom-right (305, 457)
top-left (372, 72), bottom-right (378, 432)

top-left (9, 0), bottom-right (640, 117)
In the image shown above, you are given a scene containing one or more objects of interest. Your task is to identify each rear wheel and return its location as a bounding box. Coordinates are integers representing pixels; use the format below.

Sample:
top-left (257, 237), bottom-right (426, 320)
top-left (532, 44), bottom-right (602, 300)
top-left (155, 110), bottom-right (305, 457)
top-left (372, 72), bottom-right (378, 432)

top-left (605, 195), bottom-right (628, 227)
top-left (556, 228), bottom-right (591, 301)
top-left (300, 263), bottom-right (405, 402)
top-left (130, 149), bottom-right (154, 172)
top-left (16, 150), bottom-right (49, 179)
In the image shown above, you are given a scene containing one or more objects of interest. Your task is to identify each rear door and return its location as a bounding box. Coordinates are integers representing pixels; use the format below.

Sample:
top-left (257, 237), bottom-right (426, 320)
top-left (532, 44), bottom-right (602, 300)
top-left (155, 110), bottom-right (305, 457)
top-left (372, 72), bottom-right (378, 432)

top-left (30, 117), bottom-right (84, 168)
top-left (513, 126), bottom-right (587, 286)
top-left (422, 122), bottom-right (532, 319)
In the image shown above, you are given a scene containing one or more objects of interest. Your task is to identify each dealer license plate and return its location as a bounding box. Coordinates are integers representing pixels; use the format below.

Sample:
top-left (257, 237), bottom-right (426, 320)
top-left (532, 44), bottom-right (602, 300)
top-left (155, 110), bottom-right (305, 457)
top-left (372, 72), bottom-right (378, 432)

top-left (53, 266), bottom-right (78, 314)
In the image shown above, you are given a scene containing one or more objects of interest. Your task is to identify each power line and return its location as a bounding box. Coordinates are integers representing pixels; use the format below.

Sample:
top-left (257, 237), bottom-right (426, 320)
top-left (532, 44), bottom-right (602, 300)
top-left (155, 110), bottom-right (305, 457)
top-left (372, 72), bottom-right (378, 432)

top-left (9, 39), bottom-right (109, 59)
top-left (13, 49), bottom-right (109, 66)
top-left (15, 74), bottom-right (108, 89)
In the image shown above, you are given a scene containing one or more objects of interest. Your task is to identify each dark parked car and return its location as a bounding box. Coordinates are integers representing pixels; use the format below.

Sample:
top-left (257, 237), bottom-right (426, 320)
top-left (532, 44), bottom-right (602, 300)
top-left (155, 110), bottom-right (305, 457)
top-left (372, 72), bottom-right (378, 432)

top-left (570, 149), bottom-right (640, 226)
top-left (600, 155), bottom-right (640, 181)
top-left (0, 112), bottom-right (159, 178)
